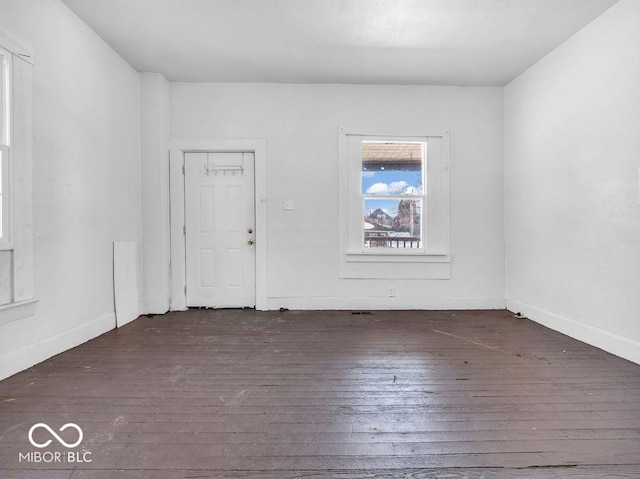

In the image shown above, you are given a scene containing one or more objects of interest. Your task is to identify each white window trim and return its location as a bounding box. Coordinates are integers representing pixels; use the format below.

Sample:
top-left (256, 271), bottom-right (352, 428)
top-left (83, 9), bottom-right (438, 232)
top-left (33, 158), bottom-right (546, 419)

top-left (0, 26), bottom-right (35, 65)
top-left (0, 144), bottom-right (11, 250)
top-left (338, 127), bottom-right (451, 279)
top-left (339, 128), bottom-right (450, 258)
top-left (0, 298), bottom-right (38, 326)
top-left (0, 46), bottom-right (12, 250)
top-left (0, 27), bottom-right (35, 315)
top-left (0, 46), bottom-right (10, 144)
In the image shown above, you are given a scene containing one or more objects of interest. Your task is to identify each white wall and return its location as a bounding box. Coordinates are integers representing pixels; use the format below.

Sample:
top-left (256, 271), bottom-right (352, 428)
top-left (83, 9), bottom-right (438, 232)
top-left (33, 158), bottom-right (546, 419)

top-left (504, 0), bottom-right (640, 363)
top-left (140, 72), bottom-right (170, 314)
top-left (0, 0), bottom-right (141, 379)
top-left (171, 83), bottom-right (505, 309)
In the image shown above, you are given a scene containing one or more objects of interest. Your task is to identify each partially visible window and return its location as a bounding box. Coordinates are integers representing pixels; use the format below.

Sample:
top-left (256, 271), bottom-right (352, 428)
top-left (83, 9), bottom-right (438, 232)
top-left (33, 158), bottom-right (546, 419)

top-left (0, 145), bottom-right (8, 241)
top-left (362, 141), bottom-right (425, 250)
top-left (0, 28), bottom-right (35, 309)
top-left (0, 46), bottom-right (10, 245)
top-left (0, 47), bottom-right (8, 143)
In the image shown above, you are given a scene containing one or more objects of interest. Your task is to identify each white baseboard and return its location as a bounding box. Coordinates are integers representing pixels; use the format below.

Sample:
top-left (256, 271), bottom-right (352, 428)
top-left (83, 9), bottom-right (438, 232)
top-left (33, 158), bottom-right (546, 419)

top-left (265, 297), bottom-right (506, 311)
top-left (0, 312), bottom-right (116, 381)
top-left (142, 300), bottom-right (169, 315)
top-left (506, 299), bottom-right (640, 365)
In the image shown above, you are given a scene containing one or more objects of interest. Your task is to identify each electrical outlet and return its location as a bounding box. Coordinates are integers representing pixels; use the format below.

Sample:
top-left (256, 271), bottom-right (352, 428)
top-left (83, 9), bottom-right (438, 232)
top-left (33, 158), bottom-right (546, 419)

top-left (389, 287), bottom-right (395, 297)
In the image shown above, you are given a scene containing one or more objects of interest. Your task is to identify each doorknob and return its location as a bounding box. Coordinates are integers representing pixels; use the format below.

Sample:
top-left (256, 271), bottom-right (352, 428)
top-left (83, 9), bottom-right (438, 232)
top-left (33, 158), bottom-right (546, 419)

top-left (247, 239), bottom-right (254, 245)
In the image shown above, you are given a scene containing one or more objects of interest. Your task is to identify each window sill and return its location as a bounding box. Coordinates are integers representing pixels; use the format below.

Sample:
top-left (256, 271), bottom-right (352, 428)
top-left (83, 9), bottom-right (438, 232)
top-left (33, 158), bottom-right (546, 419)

top-left (345, 252), bottom-right (451, 263)
top-left (0, 240), bottom-right (13, 251)
top-left (340, 254), bottom-right (451, 279)
top-left (0, 298), bottom-right (38, 326)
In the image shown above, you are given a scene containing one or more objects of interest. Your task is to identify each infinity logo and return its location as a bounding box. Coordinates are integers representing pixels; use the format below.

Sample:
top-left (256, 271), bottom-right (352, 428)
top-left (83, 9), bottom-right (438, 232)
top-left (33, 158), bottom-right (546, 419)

top-left (28, 423), bottom-right (83, 449)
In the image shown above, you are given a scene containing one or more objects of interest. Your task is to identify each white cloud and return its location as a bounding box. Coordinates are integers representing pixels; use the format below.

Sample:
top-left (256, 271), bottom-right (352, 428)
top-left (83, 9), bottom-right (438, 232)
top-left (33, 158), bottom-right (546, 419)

top-left (366, 181), bottom-right (408, 195)
top-left (366, 183), bottom-right (389, 194)
top-left (388, 181), bottom-right (408, 193)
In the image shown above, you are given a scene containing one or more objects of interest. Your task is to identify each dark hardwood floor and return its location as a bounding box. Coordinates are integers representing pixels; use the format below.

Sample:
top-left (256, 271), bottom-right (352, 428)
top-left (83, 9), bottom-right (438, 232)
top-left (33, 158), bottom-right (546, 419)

top-left (1, 309), bottom-right (639, 478)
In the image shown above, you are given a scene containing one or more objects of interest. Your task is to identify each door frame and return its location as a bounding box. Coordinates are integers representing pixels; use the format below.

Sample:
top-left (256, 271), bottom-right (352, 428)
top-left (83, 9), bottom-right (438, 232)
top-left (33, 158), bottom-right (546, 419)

top-left (169, 139), bottom-right (268, 311)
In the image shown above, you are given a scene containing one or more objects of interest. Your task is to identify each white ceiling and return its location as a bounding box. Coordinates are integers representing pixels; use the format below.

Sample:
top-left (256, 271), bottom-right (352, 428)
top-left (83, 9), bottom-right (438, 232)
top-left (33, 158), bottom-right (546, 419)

top-left (61, 0), bottom-right (619, 86)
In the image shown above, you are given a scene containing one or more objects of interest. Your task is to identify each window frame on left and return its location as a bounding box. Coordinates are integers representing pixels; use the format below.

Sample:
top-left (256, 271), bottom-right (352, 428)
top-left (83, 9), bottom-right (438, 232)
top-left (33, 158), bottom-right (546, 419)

top-left (0, 46), bottom-right (12, 250)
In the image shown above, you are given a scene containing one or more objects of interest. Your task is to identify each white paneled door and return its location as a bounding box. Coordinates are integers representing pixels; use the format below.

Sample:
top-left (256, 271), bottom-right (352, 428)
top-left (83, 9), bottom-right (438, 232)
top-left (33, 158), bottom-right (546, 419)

top-left (184, 152), bottom-right (256, 308)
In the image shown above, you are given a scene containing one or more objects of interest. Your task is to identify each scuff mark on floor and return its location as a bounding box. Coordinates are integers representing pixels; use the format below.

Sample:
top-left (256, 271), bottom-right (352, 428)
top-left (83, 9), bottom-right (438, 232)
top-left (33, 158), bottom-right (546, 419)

top-left (432, 329), bottom-right (499, 350)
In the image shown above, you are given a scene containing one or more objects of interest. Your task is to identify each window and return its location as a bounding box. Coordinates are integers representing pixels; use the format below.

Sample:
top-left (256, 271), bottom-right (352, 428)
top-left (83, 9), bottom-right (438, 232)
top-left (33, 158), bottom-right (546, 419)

top-left (338, 128), bottom-right (450, 279)
top-left (362, 141), bottom-right (425, 250)
top-left (0, 46), bottom-right (11, 247)
top-left (0, 27), bottom-right (36, 311)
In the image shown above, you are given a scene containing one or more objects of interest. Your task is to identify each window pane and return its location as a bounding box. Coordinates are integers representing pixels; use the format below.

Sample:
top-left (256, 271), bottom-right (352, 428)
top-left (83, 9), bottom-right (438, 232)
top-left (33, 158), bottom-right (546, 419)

top-left (362, 141), bottom-right (423, 195)
top-left (364, 198), bottom-right (422, 249)
top-left (0, 149), bottom-right (3, 238)
top-left (0, 51), bottom-right (7, 239)
top-left (0, 52), bottom-right (4, 145)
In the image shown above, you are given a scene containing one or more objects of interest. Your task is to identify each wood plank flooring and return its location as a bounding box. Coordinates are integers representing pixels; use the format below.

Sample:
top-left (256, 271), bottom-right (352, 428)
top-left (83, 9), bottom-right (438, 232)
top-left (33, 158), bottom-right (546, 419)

top-left (1, 309), bottom-right (639, 478)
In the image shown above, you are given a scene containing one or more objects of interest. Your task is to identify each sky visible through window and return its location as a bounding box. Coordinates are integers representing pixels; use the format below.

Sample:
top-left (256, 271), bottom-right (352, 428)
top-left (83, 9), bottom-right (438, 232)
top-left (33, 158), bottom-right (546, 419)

top-left (362, 170), bottom-right (423, 216)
